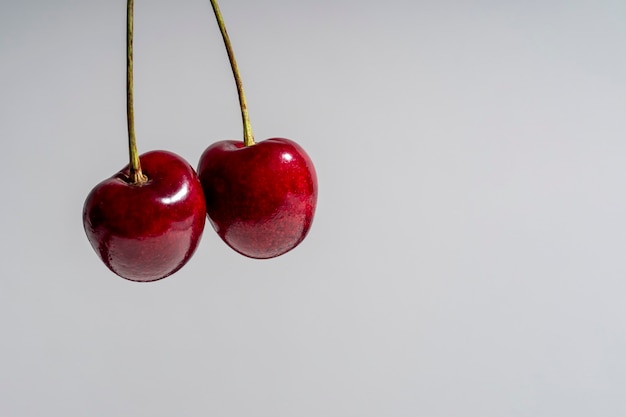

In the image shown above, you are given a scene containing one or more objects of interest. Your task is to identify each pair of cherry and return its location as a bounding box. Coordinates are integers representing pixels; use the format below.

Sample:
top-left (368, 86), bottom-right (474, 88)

top-left (82, 0), bottom-right (317, 282)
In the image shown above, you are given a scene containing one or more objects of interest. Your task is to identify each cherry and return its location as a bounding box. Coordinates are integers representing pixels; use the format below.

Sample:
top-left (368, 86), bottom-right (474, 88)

top-left (199, 0), bottom-right (318, 258)
top-left (198, 138), bottom-right (317, 259)
top-left (82, 0), bottom-right (206, 281)
top-left (83, 151), bottom-right (206, 281)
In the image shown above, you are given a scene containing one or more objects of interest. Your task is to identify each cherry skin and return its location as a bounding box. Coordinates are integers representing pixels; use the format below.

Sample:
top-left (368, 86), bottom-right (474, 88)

top-left (83, 150), bottom-right (206, 282)
top-left (197, 138), bottom-right (317, 259)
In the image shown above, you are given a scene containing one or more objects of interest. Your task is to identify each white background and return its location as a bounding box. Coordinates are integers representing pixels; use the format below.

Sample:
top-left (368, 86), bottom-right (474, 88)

top-left (1, 0), bottom-right (626, 416)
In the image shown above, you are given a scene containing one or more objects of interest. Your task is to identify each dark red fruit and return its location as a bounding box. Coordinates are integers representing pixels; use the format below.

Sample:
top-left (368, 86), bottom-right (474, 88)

top-left (197, 138), bottom-right (317, 259)
top-left (83, 150), bottom-right (206, 282)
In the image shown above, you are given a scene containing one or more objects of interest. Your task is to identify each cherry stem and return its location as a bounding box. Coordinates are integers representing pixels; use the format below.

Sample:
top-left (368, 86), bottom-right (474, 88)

top-left (209, 0), bottom-right (255, 147)
top-left (126, 0), bottom-right (147, 184)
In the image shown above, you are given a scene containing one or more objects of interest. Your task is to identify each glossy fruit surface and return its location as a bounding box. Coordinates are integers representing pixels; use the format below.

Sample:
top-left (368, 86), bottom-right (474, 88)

top-left (83, 150), bottom-right (206, 282)
top-left (198, 138), bottom-right (317, 259)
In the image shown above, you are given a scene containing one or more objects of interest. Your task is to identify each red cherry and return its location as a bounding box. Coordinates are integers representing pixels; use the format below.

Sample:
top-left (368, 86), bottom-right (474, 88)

top-left (83, 150), bottom-right (206, 282)
top-left (197, 138), bottom-right (317, 259)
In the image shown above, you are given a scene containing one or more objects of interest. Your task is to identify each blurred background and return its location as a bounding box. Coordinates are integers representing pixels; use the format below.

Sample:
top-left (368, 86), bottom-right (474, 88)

top-left (1, 0), bottom-right (626, 415)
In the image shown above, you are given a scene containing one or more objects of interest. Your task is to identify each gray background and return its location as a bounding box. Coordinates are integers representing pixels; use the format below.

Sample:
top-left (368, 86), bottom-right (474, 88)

top-left (1, 0), bottom-right (626, 416)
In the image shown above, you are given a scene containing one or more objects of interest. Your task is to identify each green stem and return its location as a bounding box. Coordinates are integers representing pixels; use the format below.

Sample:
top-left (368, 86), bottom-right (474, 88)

top-left (210, 0), bottom-right (255, 146)
top-left (127, 0), bottom-right (147, 184)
